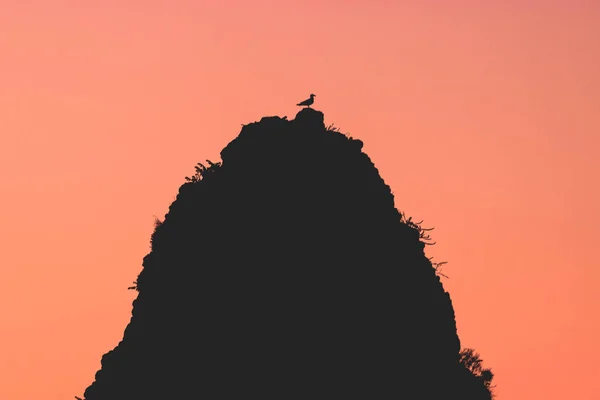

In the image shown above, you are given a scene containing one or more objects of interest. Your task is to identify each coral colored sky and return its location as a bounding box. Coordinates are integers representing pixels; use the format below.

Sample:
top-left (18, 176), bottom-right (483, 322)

top-left (1, 1), bottom-right (599, 399)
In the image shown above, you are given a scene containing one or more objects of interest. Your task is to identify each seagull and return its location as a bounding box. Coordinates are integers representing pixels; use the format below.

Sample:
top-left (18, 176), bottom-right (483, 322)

top-left (296, 94), bottom-right (316, 108)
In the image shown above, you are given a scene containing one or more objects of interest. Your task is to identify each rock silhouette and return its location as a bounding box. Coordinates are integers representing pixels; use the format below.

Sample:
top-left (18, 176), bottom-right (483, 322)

top-left (81, 108), bottom-right (494, 399)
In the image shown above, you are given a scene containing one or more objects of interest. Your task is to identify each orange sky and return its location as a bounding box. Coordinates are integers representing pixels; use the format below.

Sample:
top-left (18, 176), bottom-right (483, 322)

top-left (1, 1), bottom-right (599, 399)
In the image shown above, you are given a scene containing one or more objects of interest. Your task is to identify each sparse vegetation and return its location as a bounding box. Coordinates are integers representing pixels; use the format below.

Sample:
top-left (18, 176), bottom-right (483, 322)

top-left (325, 123), bottom-right (340, 132)
top-left (185, 160), bottom-right (222, 183)
top-left (399, 211), bottom-right (436, 245)
top-left (128, 216), bottom-right (165, 291)
top-left (149, 215), bottom-right (163, 248)
top-left (326, 122), bottom-right (355, 139)
top-left (399, 211), bottom-right (450, 278)
top-left (460, 348), bottom-right (496, 397)
top-left (429, 257), bottom-right (449, 279)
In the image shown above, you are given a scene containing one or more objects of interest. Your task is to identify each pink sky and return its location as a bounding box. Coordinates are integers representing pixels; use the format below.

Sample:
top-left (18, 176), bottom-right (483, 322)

top-left (1, 1), bottom-right (599, 399)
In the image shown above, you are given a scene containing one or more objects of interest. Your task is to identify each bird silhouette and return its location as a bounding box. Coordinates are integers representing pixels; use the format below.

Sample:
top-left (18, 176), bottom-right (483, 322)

top-left (296, 94), bottom-right (316, 108)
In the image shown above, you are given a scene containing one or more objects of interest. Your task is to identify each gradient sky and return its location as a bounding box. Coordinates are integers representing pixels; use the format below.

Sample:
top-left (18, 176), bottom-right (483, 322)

top-left (1, 1), bottom-right (599, 399)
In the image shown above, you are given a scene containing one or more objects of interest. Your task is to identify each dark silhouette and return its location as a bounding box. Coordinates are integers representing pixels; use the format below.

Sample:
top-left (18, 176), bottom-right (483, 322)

top-left (460, 348), bottom-right (495, 392)
top-left (80, 108), bottom-right (494, 399)
top-left (296, 93), bottom-right (316, 108)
